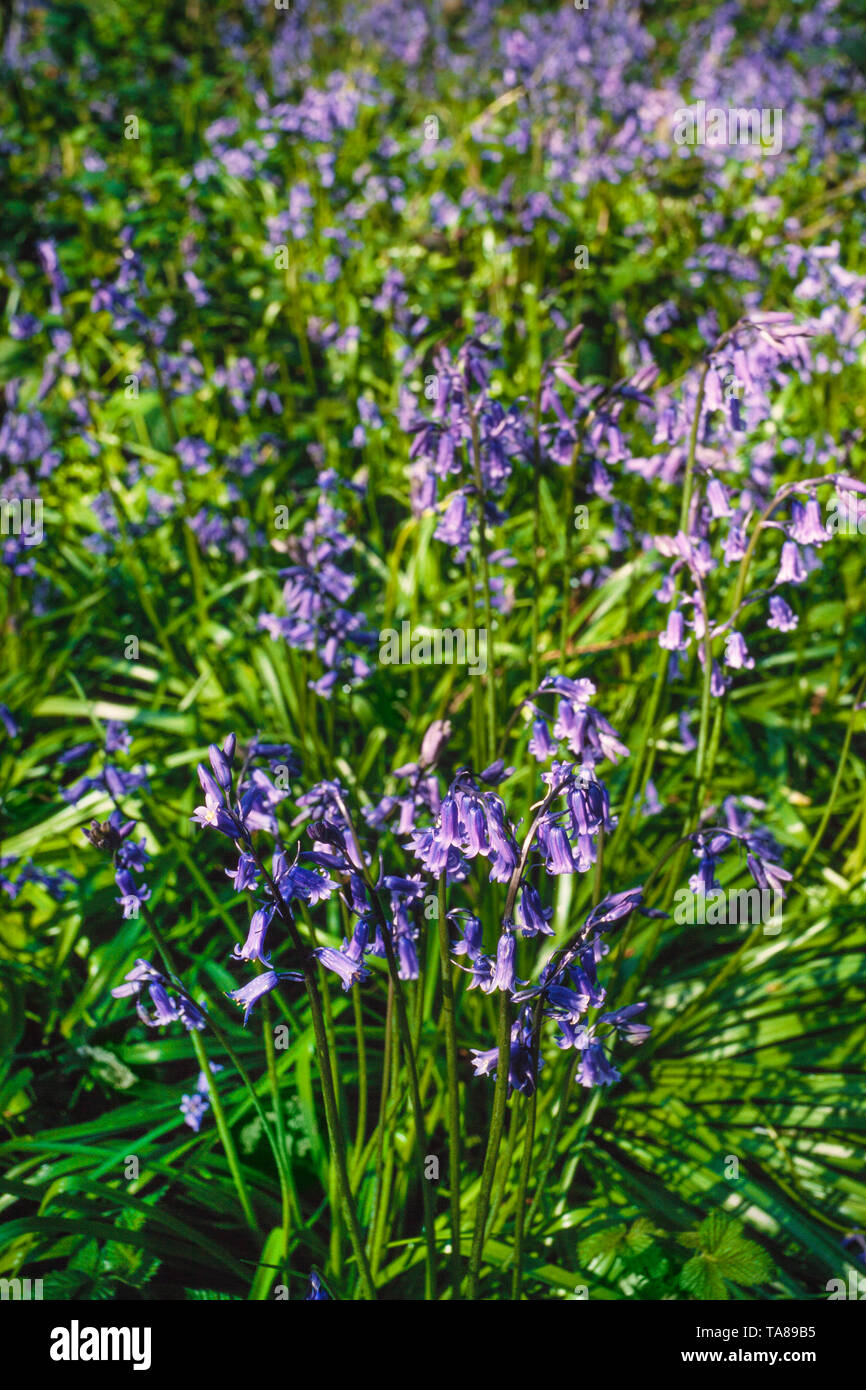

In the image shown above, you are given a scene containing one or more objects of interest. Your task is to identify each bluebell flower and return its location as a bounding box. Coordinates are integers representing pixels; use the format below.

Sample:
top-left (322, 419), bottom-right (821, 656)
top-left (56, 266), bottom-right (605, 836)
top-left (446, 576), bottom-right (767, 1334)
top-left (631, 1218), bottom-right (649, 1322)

top-left (688, 835), bottom-right (723, 895)
top-left (304, 1272), bottom-right (332, 1300)
top-left (64, 765), bottom-right (148, 806)
top-left (177, 996), bottom-right (208, 1031)
top-left (103, 765), bottom-right (149, 799)
top-left (545, 983), bottom-right (597, 1021)
top-left (0, 857), bottom-right (75, 902)
top-left (192, 791), bottom-right (240, 837)
top-left (789, 498), bottom-right (827, 547)
top-left (227, 969), bottom-right (302, 1025)
top-left (470, 1008), bottom-right (539, 1096)
top-left (408, 817), bottom-right (453, 872)
top-left (679, 710), bottom-right (697, 751)
top-left (276, 859), bottom-right (335, 907)
top-left (746, 853), bottom-right (792, 897)
top-left (438, 794), bottom-right (461, 848)
top-left (723, 523), bottom-right (747, 564)
top-left (177, 436), bottom-right (211, 474)
top-left (706, 478), bottom-right (731, 518)
top-left (9, 313), bottom-right (41, 341)
top-left (566, 772), bottom-right (607, 836)
top-left (112, 958), bottom-right (205, 1031)
top-left (461, 952), bottom-right (496, 992)
top-left (180, 1062), bottom-right (224, 1130)
top-left (724, 630), bottom-right (755, 670)
top-left (449, 911), bottom-right (483, 960)
top-left (767, 595), bottom-right (797, 631)
top-left (248, 738), bottom-right (300, 776)
top-left (485, 797), bottom-right (520, 882)
top-left (538, 820), bottom-right (575, 875)
top-left (381, 875), bottom-right (425, 899)
top-left (599, 1002), bottom-right (652, 1045)
top-left (552, 1018), bottom-right (590, 1051)
top-left (659, 608), bottom-right (688, 652)
top-left (104, 720), bottom-right (132, 754)
top-left (180, 1093), bottom-right (209, 1132)
top-left (575, 1042), bottom-right (620, 1088)
top-left (241, 767), bottom-right (290, 835)
top-left (314, 920), bottom-right (371, 992)
top-left (460, 792), bottom-right (489, 857)
top-left (392, 914), bottom-right (420, 980)
top-left (528, 715), bottom-right (556, 761)
top-left (584, 886), bottom-right (655, 931)
top-left (209, 735), bottom-right (235, 790)
top-left (776, 540), bottom-right (807, 585)
top-left (641, 779), bottom-right (662, 816)
top-left (114, 867), bottom-right (150, 919)
top-left (116, 832), bottom-right (149, 875)
top-left (232, 904), bottom-right (276, 967)
top-left (487, 929), bottom-right (519, 994)
top-left (227, 853), bottom-right (258, 892)
top-left (58, 741), bottom-right (96, 765)
top-left (435, 490), bottom-right (472, 553)
top-left (515, 883), bottom-right (554, 937)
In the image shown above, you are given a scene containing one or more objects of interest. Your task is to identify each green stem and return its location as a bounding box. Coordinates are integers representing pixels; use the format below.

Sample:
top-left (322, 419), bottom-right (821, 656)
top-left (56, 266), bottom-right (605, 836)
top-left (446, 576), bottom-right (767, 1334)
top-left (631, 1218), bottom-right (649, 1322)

top-left (189, 1030), bottom-right (259, 1235)
top-left (263, 1002), bottom-right (298, 1273)
top-left (531, 388), bottom-right (543, 690)
top-left (377, 920), bottom-right (438, 1299)
top-left (509, 1036), bottom-right (539, 1299)
top-left (525, 1053), bottom-right (578, 1235)
top-left (469, 408), bottom-right (496, 763)
top-left (332, 792), bottom-right (437, 1297)
top-left (465, 988), bottom-right (510, 1298)
top-left (249, 848), bottom-right (377, 1299)
top-left (138, 908), bottom-right (259, 1234)
top-left (368, 978), bottom-right (394, 1277)
top-left (436, 873), bottom-right (462, 1298)
top-left (352, 986), bottom-right (368, 1175)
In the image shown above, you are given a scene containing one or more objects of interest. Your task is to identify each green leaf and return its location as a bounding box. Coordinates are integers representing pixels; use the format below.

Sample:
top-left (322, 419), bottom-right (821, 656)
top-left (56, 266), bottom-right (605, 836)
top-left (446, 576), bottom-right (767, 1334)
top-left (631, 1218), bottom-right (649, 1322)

top-left (680, 1256), bottom-right (728, 1300)
top-left (625, 1217), bottom-right (661, 1254)
top-left (711, 1223), bottom-right (775, 1286)
top-left (578, 1226), bottom-right (626, 1263)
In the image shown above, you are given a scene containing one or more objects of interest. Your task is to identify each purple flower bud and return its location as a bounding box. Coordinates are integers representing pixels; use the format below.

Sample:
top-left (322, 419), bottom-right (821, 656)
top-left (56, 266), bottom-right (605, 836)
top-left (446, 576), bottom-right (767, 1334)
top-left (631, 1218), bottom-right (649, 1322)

top-left (209, 742), bottom-right (233, 791)
top-left (197, 763), bottom-right (226, 805)
top-left (419, 719), bottom-right (451, 767)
